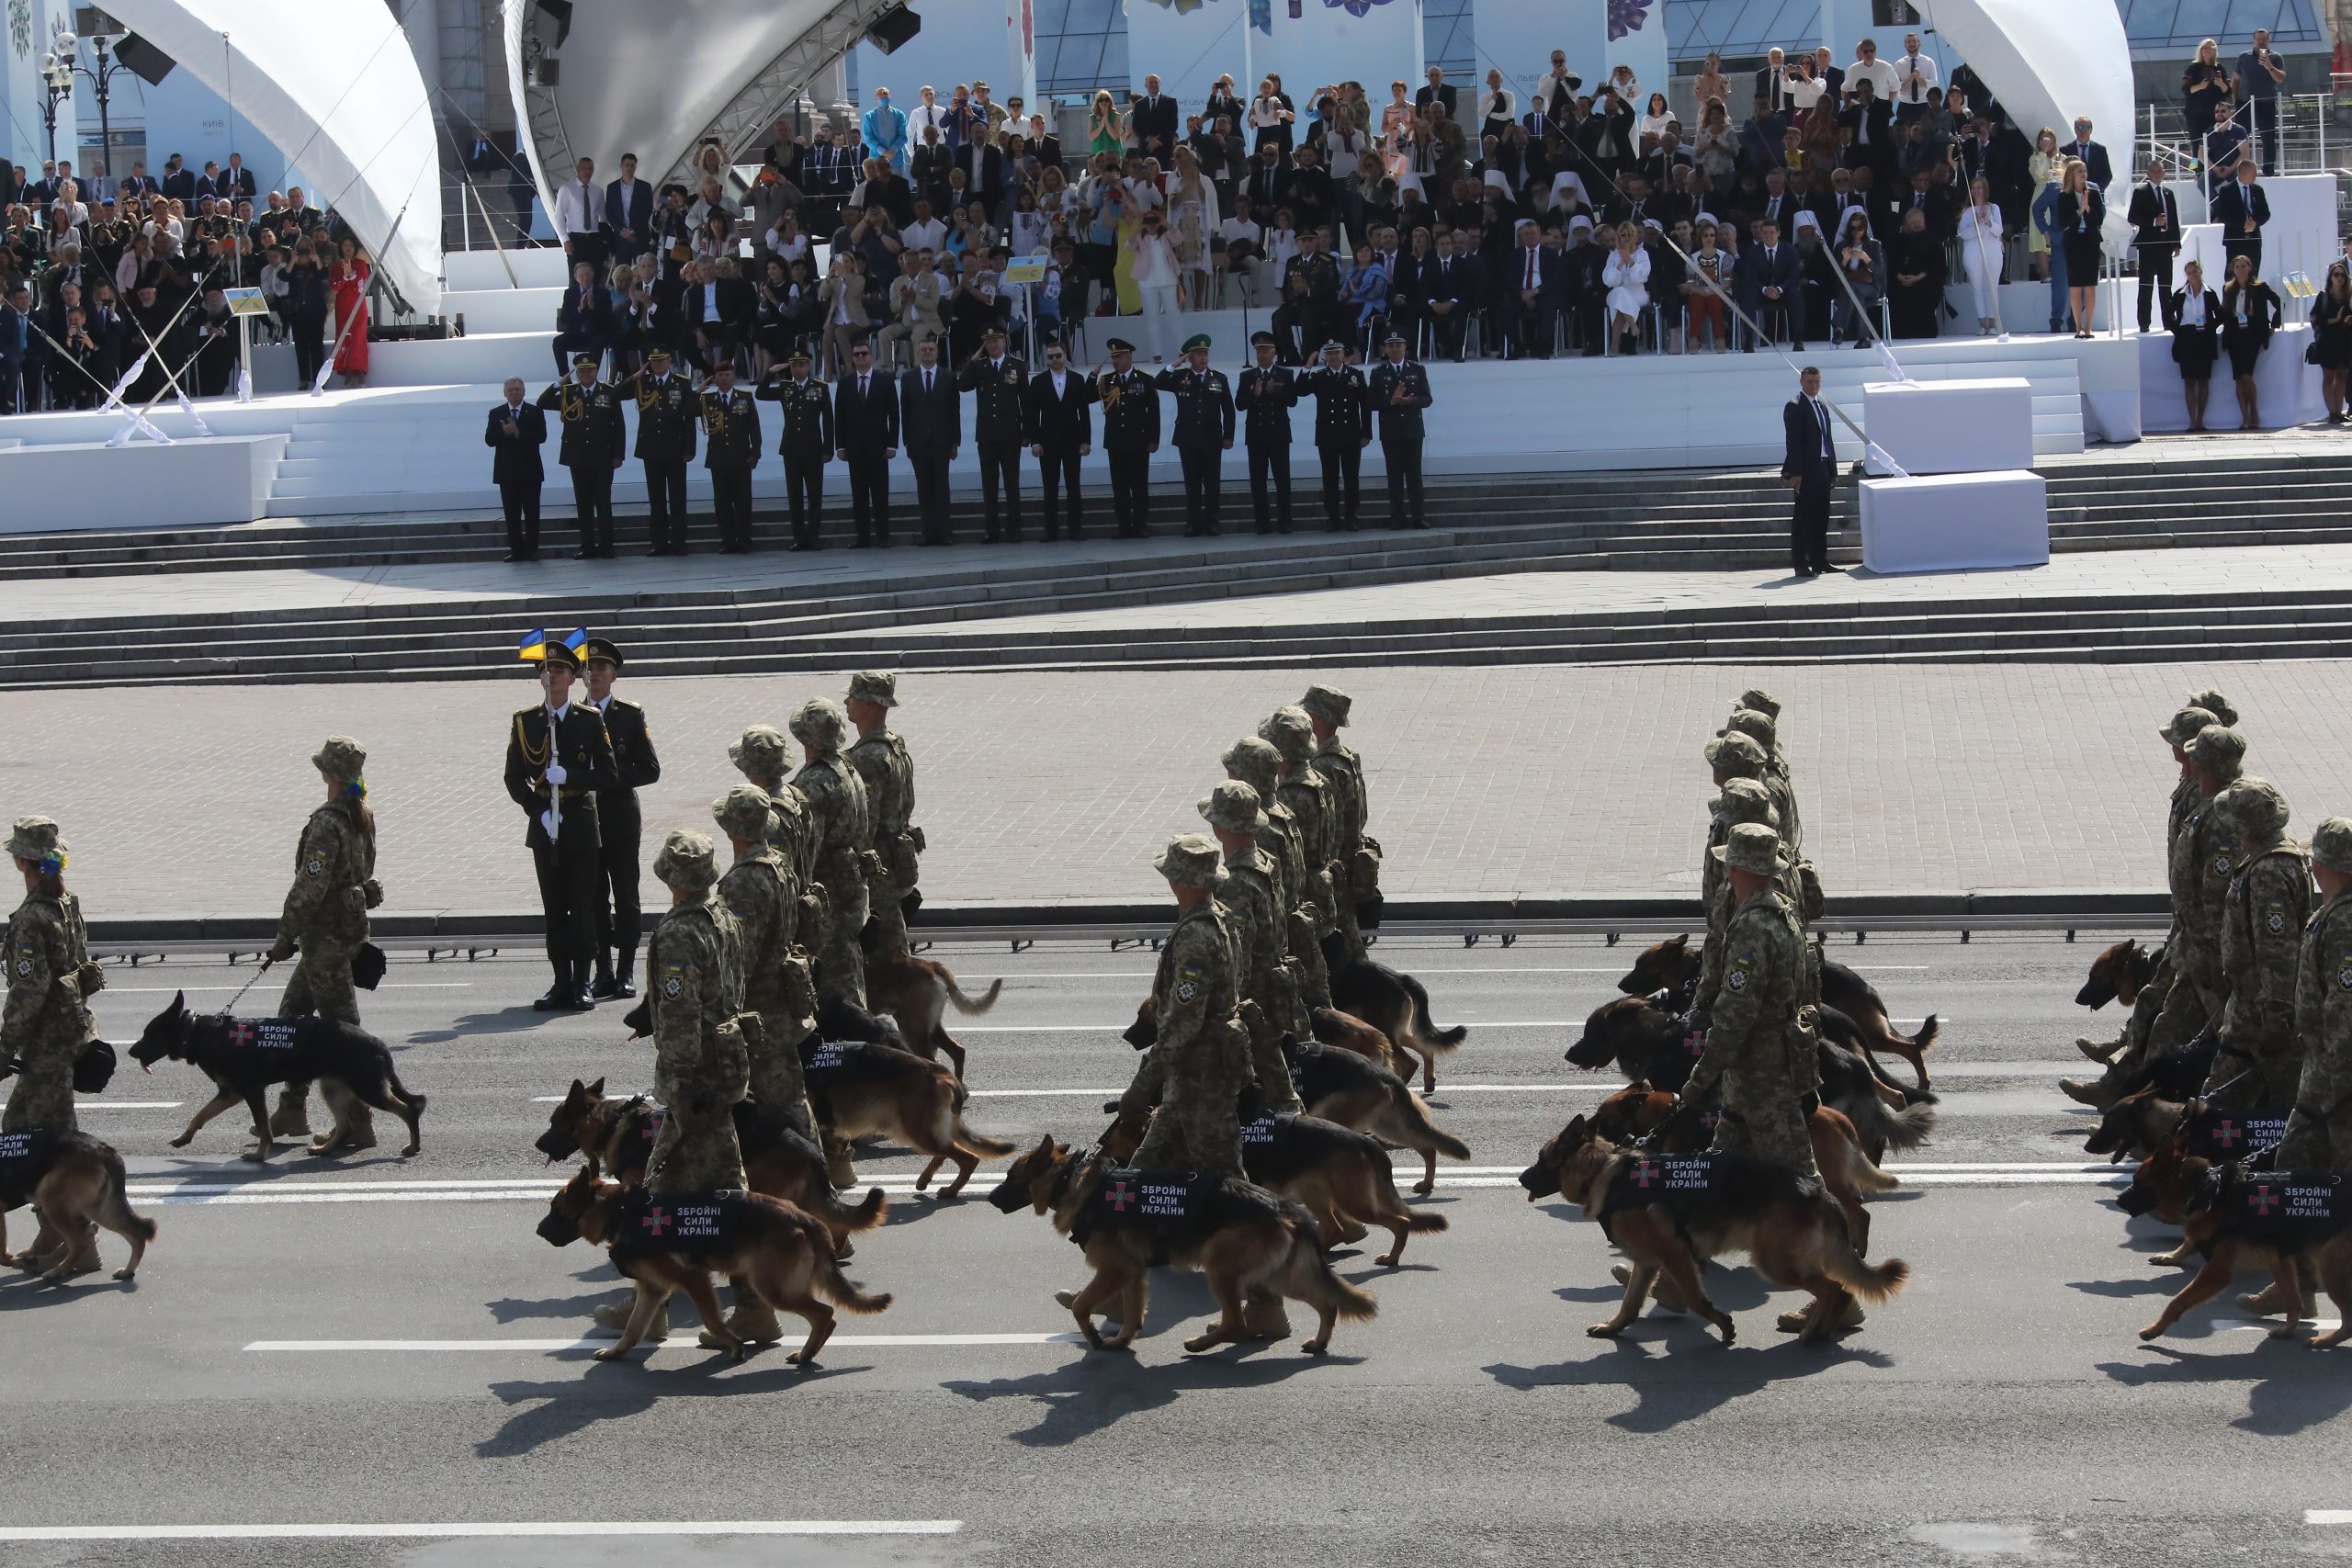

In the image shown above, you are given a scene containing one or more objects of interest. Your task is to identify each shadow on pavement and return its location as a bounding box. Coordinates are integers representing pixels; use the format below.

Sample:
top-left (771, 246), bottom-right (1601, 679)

top-left (944, 1342), bottom-right (1362, 1446)
top-left (1484, 1334), bottom-right (1894, 1431)
top-left (479, 1359), bottom-right (861, 1455)
top-left (2098, 1339), bottom-right (2352, 1436)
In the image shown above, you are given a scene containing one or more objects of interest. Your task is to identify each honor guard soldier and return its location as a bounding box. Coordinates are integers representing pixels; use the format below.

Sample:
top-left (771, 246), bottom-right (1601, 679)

top-left (503, 639), bottom-right (619, 1011)
top-left (1301, 340), bottom-right (1371, 533)
top-left (1366, 331), bottom-right (1432, 529)
top-left (635, 345), bottom-right (698, 556)
top-left (583, 638), bottom-right (662, 999)
top-left (958, 323), bottom-right (1029, 542)
top-left (700, 361), bottom-right (763, 554)
top-left (1095, 337), bottom-right (1161, 536)
top-left (536, 353), bottom-right (628, 558)
top-left (1154, 332), bottom-right (1235, 536)
top-left (1234, 330), bottom-right (1298, 535)
top-left (757, 346), bottom-right (832, 551)
top-left (845, 671), bottom-right (922, 957)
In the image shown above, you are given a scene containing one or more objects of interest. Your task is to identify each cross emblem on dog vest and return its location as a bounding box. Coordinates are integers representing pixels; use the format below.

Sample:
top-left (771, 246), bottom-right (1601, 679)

top-left (643, 1207), bottom-right (669, 1235)
top-left (1107, 1179), bottom-right (1136, 1213)
top-left (2252, 1186), bottom-right (2279, 1216)
top-left (1633, 1161), bottom-right (1657, 1188)
top-left (228, 1021), bottom-right (256, 1048)
top-left (2213, 1120), bottom-right (2240, 1148)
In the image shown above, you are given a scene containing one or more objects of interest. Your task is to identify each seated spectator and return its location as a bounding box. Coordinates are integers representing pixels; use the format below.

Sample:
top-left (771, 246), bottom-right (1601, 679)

top-left (552, 257), bottom-right (615, 377)
top-left (1832, 209), bottom-right (1884, 344)
top-left (1885, 205), bottom-right (1948, 338)
top-left (1340, 237), bottom-right (1391, 350)
top-left (1685, 219), bottom-right (1733, 352)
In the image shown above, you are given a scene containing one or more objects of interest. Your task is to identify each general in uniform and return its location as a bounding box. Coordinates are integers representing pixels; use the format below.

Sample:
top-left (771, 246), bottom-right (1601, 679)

top-left (502, 640), bottom-right (618, 1011)
top-left (1119, 834), bottom-right (1253, 1177)
top-left (845, 671), bottom-right (922, 959)
top-left (1095, 338), bottom-right (1161, 537)
top-left (1234, 331), bottom-right (1297, 535)
top-left (1366, 332), bottom-right (1432, 529)
top-left (583, 638), bottom-right (662, 1000)
top-left (265, 736), bottom-right (383, 1149)
top-left (958, 324), bottom-right (1028, 542)
top-left (789, 698), bottom-right (874, 1008)
top-left (1300, 340), bottom-right (1371, 533)
top-left (1, 816), bottom-right (97, 1137)
top-left (1154, 333), bottom-right (1235, 536)
top-left (535, 353), bottom-right (626, 558)
top-left (700, 362), bottom-right (763, 554)
top-left (757, 347), bottom-right (833, 550)
top-left (634, 345), bottom-right (699, 556)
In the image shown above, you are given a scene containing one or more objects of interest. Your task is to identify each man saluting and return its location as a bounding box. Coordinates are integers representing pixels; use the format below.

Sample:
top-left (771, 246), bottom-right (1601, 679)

top-left (503, 637), bottom-right (618, 1011)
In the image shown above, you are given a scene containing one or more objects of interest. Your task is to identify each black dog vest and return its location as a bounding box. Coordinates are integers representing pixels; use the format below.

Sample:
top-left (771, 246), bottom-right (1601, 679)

top-left (1072, 1167), bottom-right (1224, 1251)
top-left (609, 1184), bottom-right (753, 1262)
top-left (2183, 1106), bottom-right (2290, 1162)
top-left (0, 1129), bottom-right (61, 1209)
top-left (2203, 1168), bottom-right (2346, 1251)
top-left (800, 1041), bottom-right (865, 1088)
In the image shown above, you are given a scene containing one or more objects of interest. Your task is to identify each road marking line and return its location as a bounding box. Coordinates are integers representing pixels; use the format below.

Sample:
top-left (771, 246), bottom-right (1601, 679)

top-left (0, 1522), bottom-right (962, 1542)
top-left (2, 1101), bottom-right (182, 1111)
top-left (246, 1334), bottom-right (1083, 1352)
top-left (2307, 1510), bottom-right (2352, 1524)
top-left (2236, 1322), bottom-right (2343, 1335)
top-left (102, 983), bottom-right (474, 993)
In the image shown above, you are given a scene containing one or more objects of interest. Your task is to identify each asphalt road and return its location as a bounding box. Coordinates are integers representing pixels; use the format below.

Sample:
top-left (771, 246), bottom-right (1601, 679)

top-left (5, 931), bottom-right (2346, 1568)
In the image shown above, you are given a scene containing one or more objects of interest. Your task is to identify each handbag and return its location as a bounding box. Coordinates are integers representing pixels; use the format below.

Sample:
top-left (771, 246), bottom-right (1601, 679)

top-left (2306, 339), bottom-right (2324, 365)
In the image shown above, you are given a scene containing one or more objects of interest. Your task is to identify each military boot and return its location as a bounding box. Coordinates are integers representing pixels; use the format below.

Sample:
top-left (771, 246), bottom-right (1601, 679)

top-left (267, 1083), bottom-right (313, 1138)
top-left (589, 948), bottom-right (621, 999)
top-left (822, 1129), bottom-right (857, 1190)
top-left (610, 940), bottom-right (640, 999)
top-left (1778, 1298), bottom-right (1867, 1333)
top-left (705, 1283), bottom-right (786, 1348)
top-left (591, 1295), bottom-right (671, 1339)
top-left (1240, 1289), bottom-right (1292, 1339)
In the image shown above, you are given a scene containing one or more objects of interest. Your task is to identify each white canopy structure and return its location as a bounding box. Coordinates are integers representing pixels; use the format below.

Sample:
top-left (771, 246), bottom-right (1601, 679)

top-left (101, 0), bottom-right (444, 314)
top-left (1935, 0), bottom-right (2135, 244)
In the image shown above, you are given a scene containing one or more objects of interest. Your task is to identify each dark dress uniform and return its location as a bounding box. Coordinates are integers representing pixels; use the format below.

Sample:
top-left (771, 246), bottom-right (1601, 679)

top-left (503, 656), bottom-right (620, 1009)
top-left (1096, 350), bottom-right (1161, 537)
top-left (700, 382), bottom-right (763, 552)
top-left (535, 370), bottom-right (627, 558)
top-left (757, 364), bottom-right (832, 549)
top-left (1025, 365), bottom-right (1096, 539)
top-left (1233, 353), bottom-right (1298, 534)
top-left (1301, 357), bottom-right (1372, 531)
top-left (634, 366), bottom-right (699, 555)
top-left (957, 345), bottom-right (1029, 540)
top-left (1366, 351), bottom-right (1432, 529)
top-left (1154, 357), bottom-right (1236, 536)
top-left (586, 642), bottom-right (663, 998)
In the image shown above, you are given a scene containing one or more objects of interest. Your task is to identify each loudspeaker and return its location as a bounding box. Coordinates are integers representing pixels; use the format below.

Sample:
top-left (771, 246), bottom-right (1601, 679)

top-left (526, 55), bottom-right (560, 86)
top-left (113, 33), bottom-right (174, 86)
top-left (865, 4), bottom-right (921, 53)
top-left (535, 0), bottom-right (572, 46)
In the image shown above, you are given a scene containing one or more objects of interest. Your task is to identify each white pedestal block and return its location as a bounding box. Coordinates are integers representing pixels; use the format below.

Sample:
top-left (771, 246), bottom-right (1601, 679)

top-left (1864, 378), bottom-right (2034, 475)
top-left (0, 434), bottom-right (287, 531)
top-left (1860, 470), bottom-right (2050, 574)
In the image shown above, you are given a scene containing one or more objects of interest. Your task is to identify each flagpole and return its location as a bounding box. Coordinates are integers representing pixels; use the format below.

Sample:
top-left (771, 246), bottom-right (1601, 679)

top-left (543, 656), bottom-right (561, 844)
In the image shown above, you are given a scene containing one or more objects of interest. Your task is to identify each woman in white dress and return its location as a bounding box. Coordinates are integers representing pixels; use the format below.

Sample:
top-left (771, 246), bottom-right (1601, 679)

top-left (1601, 221), bottom-right (1652, 355)
top-left (1126, 209), bottom-right (1183, 363)
top-left (1956, 176), bottom-right (2006, 334)
top-left (1168, 148), bottom-right (1220, 310)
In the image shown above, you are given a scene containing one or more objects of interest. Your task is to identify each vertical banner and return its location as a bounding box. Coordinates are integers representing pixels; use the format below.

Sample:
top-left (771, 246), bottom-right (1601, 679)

top-left (1599, 0), bottom-right (1668, 111)
top-left (1475, 0), bottom-right (1605, 119)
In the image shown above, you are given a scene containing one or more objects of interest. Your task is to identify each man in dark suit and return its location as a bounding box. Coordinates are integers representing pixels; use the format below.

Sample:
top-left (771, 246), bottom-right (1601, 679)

top-left (1415, 67), bottom-right (1458, 120)
top-left (1781, 366), bottom-right (1838, 578)
top-left (958, 323), bottom-right (1027, 541)
top-left (1743, 219), bottom-right (1805, 349)
top-left (605, 153), bottom-right (657, 266)
top-left (899, 335), bottom-right (961, 544)
top-left (159, 153), bottom-right (197, 202)
top-left (958, 137), bottom-right (1006, 220)
top-left (1132, 73), bottom-right (1180, 165)
top-left (2065, 118), bottom-right (2112, 190)
top-left (1233, 331), bottom-right (1297, 535)
top-left (2211, 159), bottom-right (2269, 275)
top-left (1501, 220), bottom-right (1564, 358)
top-left (834, 340), bottom-right (899, 547)
top-left (195, 161), bottom-right (230, 200)
top-left (2127, 158), bottom-right (2181, 333)
top-left (221, 153), bottom-right (259, 205)
top-left (501, 639), bottom-right (618, 1012)
top-left (1024, 340), bottom-right (1096, 540)
top-left (485, 375), bottom-right (548, 560)
top-left (1420, 230), bottom-right (1473, 361)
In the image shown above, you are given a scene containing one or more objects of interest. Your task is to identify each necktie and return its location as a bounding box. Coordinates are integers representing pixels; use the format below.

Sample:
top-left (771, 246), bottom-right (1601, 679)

top-left (924, 371), bottom-right (933, 393)
top-left (860, 375), bottom-right (869, 396)
top-left (1526, 251), bottom-right (1537, 288)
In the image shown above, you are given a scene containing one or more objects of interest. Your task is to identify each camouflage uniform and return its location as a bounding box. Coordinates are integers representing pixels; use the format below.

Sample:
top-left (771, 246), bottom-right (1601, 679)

top-left (2278, 818), bottom-right (2352, 1171)
top-left (1227, 736), bottom-right (1331, 1010)
top-left (844, 672), bottom-right (920, 960)
top-left (2207, 779), bottom-right (2312, 1107)
top-left (1724, 707), bottom-right (1801, 853)
top-left (1684, 824), bottom-right (1818, 1177)
top-left (713, 787), bottom-right (820, 1141)
top-left (789, 699), bottom-right (875, 1008)
top-left (270, 737), bottom-right (380, 1139)
top-left (0, 818), bottom-right (95, 1134)
top-left (1260, 707), bottom-right (1342, 979)
top-left (1691, 779), bottom-right (1781, 1024)
top-left (2147, 726), bottom-right (2246, 1055)
top-left (1123, 836), bottom-right (1254, 1176)
top-left (1301, 684), bottom-right (1374, 955)
top-left (1202, 782), bottom-right (1304, 1111)
top-left (644, 829), bottom-right (751, 1192)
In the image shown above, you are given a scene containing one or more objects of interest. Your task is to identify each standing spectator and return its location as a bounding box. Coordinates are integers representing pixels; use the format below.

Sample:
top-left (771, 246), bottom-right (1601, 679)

top-left (1025, 339), bottom-right (1095, 539)
top-left (2182, 39), bottom-right (2233, 156)
top-left (535, 352), bottom-right (626, 559)
top-left (2025, 126), bottom-right (2061, 281)
top-left (329, 238), bottom-right (371, 388)
top-left (2128, 158), bottom-right (2181, 333)
top-left (554, 156), bottom-right (608, 276)
top-left (2220, 251), bottom-right (2282, 429)
top-left (1302, 337), bottom-right (1370, 530)
top-left (1416, 67), bottom-right (1458, 121)
top-left (2233, 28), bottom-right (2287, 175)
top-left (1233, 329), bottom-right (1297, 533)
top-left (1134, 74), bottom-right (1180, 165)
top-left (2211, 158), bottom-right (2269, 275)
top-left (1128, 210), bottom-right (1184, 364)
top-left (1089, 92), bottom-right (1125, 157)
top-left (911, 126), bottom-right (954, 211)
top-left (2312, 265), bottom-right (2352, 423)
top-left (2030, 135), bottom-right (2068, 331)
top-left (876, 249), bottom-right (943, 368)
top-left (281, 242), bottom-right (330, 388)
top-left (756, 346), bottom-right (831, 549)
top-left (899, 335), bottom-right (960, 544)
top-left (1780, 365), bottom-right (1837, 578)
top-left (699, 361), bottom-right (762, 553)
top-left (2064, 117), bottom-right (2112, 189)
top-left (486, 377), bottom-right (548, 561)
top-left (864, 88), bottom-right (910, 175)
top-left (1251, 78), bottom-right (1295, 155)
top-left (1476, 71), bottom-right (1517, 148)
top-left (634, 345), bottom-right (697, 556)
top-left (832, 340), bottom-right (899, 547)
top-left (1205, 74), bottom-right (1248, 136)
top-left (908, 85), bottom-right (954, 150)
top-left (1890, 33), bottom-right (1939, 124)
top-left (1366, 330), bottom-right (1430, 528)
top-left (2056, 160), bottom-right (2105, 337)
top-left (606, 153), bottom-right (655, 266)
top-left (1956, 177), bottom-right (2005, 334)
top-left (2167, 257), bottom-right (2222, 431)
top-left (818, 252), bottom-right (872, 375)
top-left (1153, 332), bottom-right (1235, 536)
top-left (553, 259), bottom-right (614, 378)
top-left (1093, 337), bottom-right (1159, 536)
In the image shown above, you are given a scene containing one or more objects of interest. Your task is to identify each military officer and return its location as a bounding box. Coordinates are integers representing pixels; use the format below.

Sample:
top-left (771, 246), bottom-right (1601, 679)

top-left (583, 638), bottom-right (662, 1000)
top-left (1234, 330), bottom-right (1298, 535)
top-left (700, 360), bottom-right (763, 554)
top-left (845, 671), bottom-right (921, 959)
top-left (2275, 817), bottom-right (2352, 1174)
top-left (1095, 337), bottom-right (1161, 537)
top-left (1154, 332), bottom-right (1235, 536)
top-left (1200, 781), bottom-right (1306, 1104)
top-left (712, 786), bottom-right (818, 1145)
top-left (502, 640), bottom-right (618, 1011)
top-left (1366, 330), bottom-right (1432, 529)
top-left (2205, 778), bottom-right (2312, 1108)
top-left (1225, 734), bottom-right (1331, 1010)
top-left (536, 352), bottom-right (628, 558)
top-left (1119, 834), bottom-right (1253, 1178)
top-left (634, 344), bottom-right (699, 556)
top-left (958, 323), bottom-right (1028, 542)
top-left (756, 346), bottom-right (832, 551)
top-left (1683, 823), bottom-right (1818, 1180)
top-left (789, 698), bottom-right (874, 1008)
top-left (264, 737), bottom-right (382, 1150)
top-left (1300, 683), bottom-right (1374, 949)
top-left (2, 816), bottom-right (97, 1139)
top-left (1301, 340), bottom-right (1371, 533)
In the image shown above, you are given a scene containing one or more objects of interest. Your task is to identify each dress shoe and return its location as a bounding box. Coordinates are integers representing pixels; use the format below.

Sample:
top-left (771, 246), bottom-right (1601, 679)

top-left (572, 547), bottom-right (594, 559)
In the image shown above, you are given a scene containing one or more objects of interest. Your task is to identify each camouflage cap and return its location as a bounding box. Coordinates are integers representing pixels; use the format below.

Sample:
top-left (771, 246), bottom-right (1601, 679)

top-left (653, 828), bottom-right (720, 892)
top-left (6, 815), bottom-right (65, 864)
top-left (1258, 705), bottom-right (1317, 763)
top-left (1199, 781), bottom-right (1269, 833)
top-left (1709, 820), bottom-right (1782, 876)
top-left (728, 724), bottom-right (791, 781)
top-left (2311, 817), bottom-right (2352, 876)
top-left (788, 697), bottom-right (849, 752)
top-left (311, 735), bottom-right (367, 783)
top-left (1223, 736), bottom-right (1283, 795)
top-left (1155, 831), bottom-right (1227, 888)
top-left (2159, 705), bottom-right (2217, 747)
top-left (1724, 707), bottom-right (1778, 750)
top-left (1714, 777), bottom-right (1781, 829)
top-left (711, 784), bottom-right (777, 844)
top-left (2213, 776), bottom-right (2289, 842)
top-left (2186, 724), bottom-right (2246, 784)
top-left (1705, 731), bottom-right (1767, 779)
top-left (846, 671), bottom-right (899, 708)
top-left (2185, 687), bottom-right (2239, 728)
top-left (1737, 687), bottom-right (1781, 718)
top-left (1299, 683), bottom-right (1352, 727)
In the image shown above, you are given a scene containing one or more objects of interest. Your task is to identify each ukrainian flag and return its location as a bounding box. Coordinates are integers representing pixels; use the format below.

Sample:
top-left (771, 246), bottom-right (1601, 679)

top-left (560, 626), bottom-right (591, 657)
top-left (516, 626), bottom-right (549, 661)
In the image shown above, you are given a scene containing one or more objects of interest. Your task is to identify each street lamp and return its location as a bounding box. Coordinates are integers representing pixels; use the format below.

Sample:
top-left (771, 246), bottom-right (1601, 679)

top-left (38, 44), bottom-right (74, 168)
top-left (51, 25), bottom-right (142, 180)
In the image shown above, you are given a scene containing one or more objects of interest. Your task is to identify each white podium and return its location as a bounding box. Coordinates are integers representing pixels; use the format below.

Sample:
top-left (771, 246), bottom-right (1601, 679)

top-left (1864, 378), bottom-right (2034, 475)
top-left (1860, 472), bottom-right (2051, 573)
top-left (0, 434), bottom-right (287, 531)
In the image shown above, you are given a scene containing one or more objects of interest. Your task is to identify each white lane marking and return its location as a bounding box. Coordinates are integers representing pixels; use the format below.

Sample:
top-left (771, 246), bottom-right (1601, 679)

top-left (102, 983), bottom-right (474, 993)
top-left (247, 1334), bottom-right (1084, 1352)
top-left (0, 1522), bottom-right (961, 1542)
top-left (2237, 1322), bottom-right (2344, 1336)
top-left (2307, 1510), bottom-right (2352, 1523)
top-left (1, 1101), bottom-right (182, 1111)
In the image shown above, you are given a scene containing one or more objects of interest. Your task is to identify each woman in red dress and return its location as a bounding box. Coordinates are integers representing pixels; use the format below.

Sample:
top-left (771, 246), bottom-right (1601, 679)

top-left (331, 237), bottom-right (372, 386)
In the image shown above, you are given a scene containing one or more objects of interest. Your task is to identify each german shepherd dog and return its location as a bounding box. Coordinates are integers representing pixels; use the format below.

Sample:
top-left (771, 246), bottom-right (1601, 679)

top-left (2083, 1084), bottom-right (2190, 1164)
top-left (1309, 1006), bottom-right (1408, 1079)
top-left (537, 1167), bottom-right (892, 1363)
top-left (802, 1035), bottom-right (1019, 1198)
top-left (129, 992), bottom-right (425, 1162)
top-left (1615, 934), bottom-right (1941, 1089)
top-left (1520, 1116), bottom-right (1911, 1345)
top-left (0, 1129), bottom-right (157, 1282)
top-left (534, 1077), bottom-right (887, 1253)
top-left (2131, 1155), bottom-right (2352, 1347)
top-left (1321, 932), bottom-right (1469, 1092)
top-left (861, 936), bottom-right (1004, 1081)
top-left (986, 1135), bottom-right (1378, 1354)
top-left (2075, 939), bottom-right (2165, 1064)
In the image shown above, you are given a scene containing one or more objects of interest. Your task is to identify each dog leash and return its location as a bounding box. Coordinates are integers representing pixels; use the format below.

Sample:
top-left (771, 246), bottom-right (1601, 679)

top-left (220, 956), bottom-right (277, 1015)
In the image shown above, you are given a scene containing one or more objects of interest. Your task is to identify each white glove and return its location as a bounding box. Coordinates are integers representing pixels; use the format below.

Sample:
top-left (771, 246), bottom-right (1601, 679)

top-left (540, 809), bottom-right (559, 840)
top-left (544, 761), bottom-right (567, 785)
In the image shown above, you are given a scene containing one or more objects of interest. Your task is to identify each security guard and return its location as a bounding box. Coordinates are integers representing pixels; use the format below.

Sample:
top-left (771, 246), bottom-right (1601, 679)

top-left (700, 360), bottom-right (763, 554)
top-left (958, 323), bottom-right (1028, 542)
top-left (1233, 330), bottom-right (1297, 535)
top-left (1366, 330), bottom-right (1431, 529)
top-left (1095, 337), bottom-right (1161, 537)
top-left (1300, 340), bottom-right (1371, 533)
top-left (634, 344), bottom-right (698, 556)
top-left (1154, 332), bottom-right (1235, 536)
top-left (502, 640), bottom-right (618, 1010)
top-left (536, 353), bottom-right (627, 558)
top-left (845, 671), bottom-right (921, 958)
top-left (583, 637), bottom-right (662, 999)
top-left (756, 346), bottom-right (832, 551)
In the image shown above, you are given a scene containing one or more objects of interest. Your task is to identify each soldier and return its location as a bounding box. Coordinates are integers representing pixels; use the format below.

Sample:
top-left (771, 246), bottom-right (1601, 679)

top-left (2140, 725), bottom-right (2248, 1069)
top-left (1723, 708), bottom-right (1801, 852)
top-left (264, 738), bottom-right (382, 1150)
top-left (712, 786), bottom-right (819, 1144)
top-left (1366, 330), bottom-right (1432, 529)
top-left (582, 638), bottom-right (661, 1000)
top-left (756, 346), bottom-right (832, 551)
top-left (1119, 834), bottom-right (1254, 1177)
top-left (1260, 705), bottom-right (1341, 979)
top-left (1095, 337), bottom-right (1161, 538)
top-left (1704, 728), bottom-right (1770, 841)
top-left (729, 721), bottom-right (827, 989)
top-left (1690, 778), bottom-right (1784, 1028)
top-left (1301, 340), bottom-right (1371, 533)
top-left (1226, 733), bottom-right (1332, 1011)
top-left (789, 698), bottom-right (874, 1008)
top-left (1, 817), bottom-right (96, 1137)
top-left (502, 640), bottom-right (618, 1011)
top-left (700, 360), bottom-right (763, 554)
top-left (1300, 683), bottom-right (1374, 950)
top-left (845, 671), bottom-right (921, 960)
top-left (958, 323), bottom-right (1028, 542)
top-left (535, 352), bottom-right (626, 559)
top-left (1200, 781), bottom-right (1306, 1106)
top-left (1683, 823), bottom-right (1818, 1180)
top-left (1154, 333), bottom-right (1235, 536)
top-left (2205, 778), bottom-right (2312, 1107)
top-left (634, 344), bottom-right (698, 556)
top-left (1234, 330), bottom-right (1297, 535)
top-left (2275, 817), bottom-right (2352, 1173)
